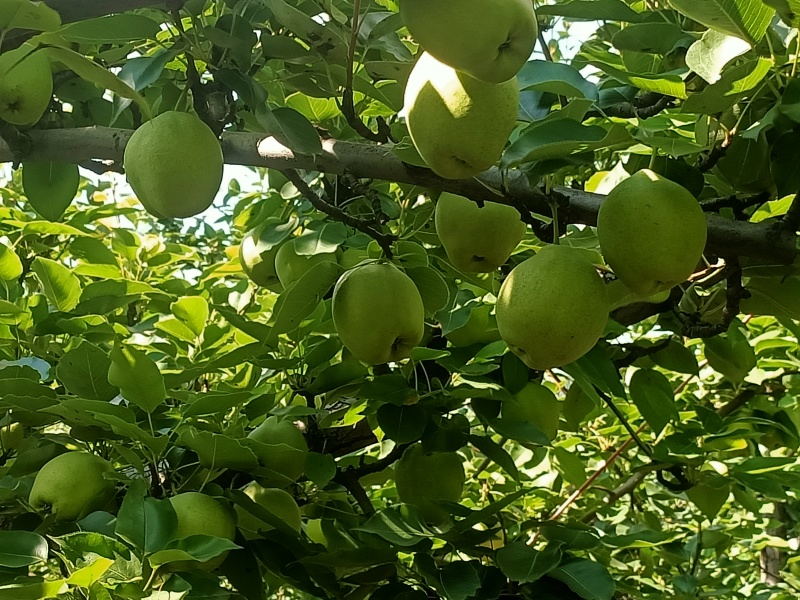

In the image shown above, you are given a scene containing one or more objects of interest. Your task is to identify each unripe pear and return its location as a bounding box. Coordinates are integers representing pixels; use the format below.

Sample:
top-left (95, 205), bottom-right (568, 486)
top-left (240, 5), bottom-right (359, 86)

top-left (239, 224), bottom-right (284, 292)
top-left (123, 111), bottom-right (224, 218)
top-left (332, 263), bottom-right (425, 365)
top-left (435, 193), bottom-right (526, 272)
top-left (275, 238), bottom-right (339, 289)
top-left (399, 0), bottom-right (538, 83)
top-left (0, 46), bottom-right (53, 126)
top-left (496, 245), bottom-right (609, 369)
top-left (404, 52), bottom-right (519, 179)
top-left (598, 170), bottom-right (707, 296)
top-left (395, 444), bottom-right (465, 525)
top-left (168, 492), bottom-right (237, 571)
top-left (501, 382), bottom-right (560, 441)
top-left (234, 482), bottom-right (302, 540)
top-left (0, 422), bottom-right (24, 452)
top-left (29, 451), bottom-right (115, 521)
top-left (246, 417), bottom-right (309, 485)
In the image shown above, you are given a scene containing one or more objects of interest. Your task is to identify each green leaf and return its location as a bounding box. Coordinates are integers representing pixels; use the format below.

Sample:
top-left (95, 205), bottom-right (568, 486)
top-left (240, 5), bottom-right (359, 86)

top-left (537, 0), bottom-right (642, 21)
top-left (670, 0), bottom-right (774, 44)
top-left (66, 556), bottom-right (114, 587)
top-left (178, 427), bottom-right (259, 471)
top-left (686, 478), bottom-right (731, 520)
top-left (43, 47), bottom-right (150, 118)
top-left (0, 0), bottom-right (60, 31)
top-left (651, 341), bottom-right (700, 376)
top-left (587, 60), bottom-right (687, 98)
top-left (377, 403), bottom-right (426, 444)
top-left (58, 14), bottom-right (160, 43)
top-left (256, 106), bottom-right (322, 155)
top-left (549, 559), bottom-right (616, 600)
top-left (468, 434), bottom-right (519, 480)
top-left (629, 369), bottom-right (679, 436)
top-left (293, 223), bottom-right (347, 255)
top-left (518, 61), bottom-right (598, 100)
top-left (171, 296), bottom-right (209, 337)
top-left (704, 324), bottom-right (756, 382)
top-left (354, 506), bottom-right (431, 546)
top-left (115, 480), bottom-right (177, 554)
top-left (0, 531), bottom-right (48, 568)
top-left (31, 257), bottom-right (81, 312)
top-left (0, 580), bottom-right (68, 600)
top-left (57, 342), bottom-right (118, 401)
top-left (496, 542), bottom-right (562, 583)
top-left (21, 162), bottom-right (79, 222)
top-left (304, 451), bottom-right (336, 487)
top-left (149, 535), bottom-right (240, 567)
top-left (0, 241), bottom-right (22, 281)
top-left (682, 57), bottom-right (772, 114)
top-left (504, 120), bottom-right (631, 166)
top-left (406, 266), bottom-right (450, 317)
top-left (612, 23), bottom-right (689, 55)
top-left (107, 343), bottom-right (166, 413)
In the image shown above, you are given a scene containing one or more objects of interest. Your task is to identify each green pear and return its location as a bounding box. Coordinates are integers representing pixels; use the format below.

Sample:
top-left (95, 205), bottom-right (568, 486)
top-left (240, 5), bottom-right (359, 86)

top-left (0, 46), bottom-right (53, 126)
top-left (395, 444), bottom-right (465, 525)
top-left (275, 237), bottom-right (340, 289)
top-left (400, 0), bottom-right (538, 83)
top-left (246, 417), bottom-right (308, 485)
top-left (435, 192), bottom-right (526, 272)
top-left (239, 224), bottom-right (284, 292)
top-left (0, 422), bottom-right (25, 452)
top-left (496, 245), bottom-right (609, 370)
top-left (168, 492), bottom-right (237, 571)
top-left (123, 111), bottom-right (223, 218)
top-left (332, 263), bottom-right (425, 365)
top-left (234, 482), bottom-right (302, 540)
top-left (501, 382), bottom-right (560, 441)
top-left (598, 170), bottom-right (707, 296)
top-left (404, 52), bottom-right (519, 179)
top-left (29, 452), bottom-right (115, 522)
top-left (446, 304), bottom-right (502, 347)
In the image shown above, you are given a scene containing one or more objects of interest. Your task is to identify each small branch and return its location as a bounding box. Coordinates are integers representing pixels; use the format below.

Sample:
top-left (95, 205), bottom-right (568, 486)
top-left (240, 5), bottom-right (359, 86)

top-left (338, 0), bottom-right (392, 144)
top-left (595, 388), bottom-right (653, 459)
top-left (354, 442), bottom-right (410, 477)
top-left (680, 258), bottom-right (749, 338)
top-left (282, 169), bottom-right (396, 257)
top-left (0, 122), bottom-right (32, 163)
top-left (700, 193), bottom-right (769, 216)
top-left (334, 468), bottom-right (375, 516)
top-left (581, 461), bottom-right (670, 523)
top-left (599, 93), bottom-right (675, 120)
top-left (697, 142), bottom-right (729, 173)
top-left (611, 338), bottom-right (672, 369)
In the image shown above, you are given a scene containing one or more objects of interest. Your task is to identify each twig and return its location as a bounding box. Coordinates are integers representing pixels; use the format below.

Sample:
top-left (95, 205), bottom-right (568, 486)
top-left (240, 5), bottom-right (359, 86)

top-left (595, 388), bottom-right (653, 458)
top-left (354, 442), bottom-right (410, 477)
top-left (334, 468), bottom-right (375, 516)
top-left (611, 338), bottom-right (672, 369)
top-left (680, 258), bottom-right (749, 338)
top-left (282, 169), bottom-right (396, 257)
top-left (598, 93), bottom-right (675, 120)
top-left (338, 0), bottom-right (392, 144)
top-left (697, 142), bottom-right (729, 173)
top-left (581, 461), bottom-right (670, 523)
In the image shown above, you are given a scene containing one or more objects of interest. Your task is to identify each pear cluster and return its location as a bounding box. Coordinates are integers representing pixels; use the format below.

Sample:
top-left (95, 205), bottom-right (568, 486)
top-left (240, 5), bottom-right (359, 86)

top-left (400, 0), bottom-right (538, 179)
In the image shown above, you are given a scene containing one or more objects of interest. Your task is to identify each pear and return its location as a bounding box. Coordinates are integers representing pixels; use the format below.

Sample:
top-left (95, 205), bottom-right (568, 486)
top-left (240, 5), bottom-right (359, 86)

top-left (240, 224), bottom-right (284, 292)
top-left (234, 482), bottom-right (302, 540)
top-left (435, 192), bottom-right (526, 272)
top-left (0, 46), bottom-right (52, 126)
top-left (501, 382), bottom-right (560, 441)
top-left (0, 422), bottom-right (24, 452)
top-left (496, 245), bottom-right (609, 370)
top-left (404, 52), bottom-right (519, 179)
top-left (275, 238), bottom-right (340, 289)
top-left (332, 263), bottom-right (425, 365)
top-left (400, 0), bottom-right (537, 84)
top-left (395, 444), bottom-right (465, 525)
top-left (29, 452), bottom-right (115, 522)
top-left (246, 417), bottom-right (309, 485)
top-left (123, 111), bottom-right (223, 218)
top-left (168, 492), bottom-right (236, 571)
top-left (598, 170), bottom-right (707, 296)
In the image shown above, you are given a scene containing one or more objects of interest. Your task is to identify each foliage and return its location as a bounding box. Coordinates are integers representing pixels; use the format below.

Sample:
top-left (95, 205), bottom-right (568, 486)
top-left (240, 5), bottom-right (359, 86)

top-left (1, 0), bottom-right (800, 599)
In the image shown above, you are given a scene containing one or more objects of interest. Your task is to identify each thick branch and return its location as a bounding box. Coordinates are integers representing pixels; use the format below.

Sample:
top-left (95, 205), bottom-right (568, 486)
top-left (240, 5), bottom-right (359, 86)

top-left (0, 127), bottom-right (796, 264)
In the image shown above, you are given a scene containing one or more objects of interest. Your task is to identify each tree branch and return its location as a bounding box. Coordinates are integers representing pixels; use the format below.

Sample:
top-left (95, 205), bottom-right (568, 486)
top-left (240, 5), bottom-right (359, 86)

top-left (0, 127), bottom-right (796, 264)
top-left (783, 190), bottom-right (800, 232)
top-left (679, 258), bottom-right (750, 338)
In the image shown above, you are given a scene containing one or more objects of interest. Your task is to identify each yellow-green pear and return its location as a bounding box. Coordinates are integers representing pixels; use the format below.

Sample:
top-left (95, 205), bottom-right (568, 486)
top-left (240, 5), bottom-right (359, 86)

top-left (168, 492), bottom-right (237, 571)
top-left (395, 444), bottom-right (465, 525)
top-left (497, 245), bottom-right (609, 370)
top-left (123, 111), bottom-right (223, 218)
top-left (404, 52), bottom-right (519, 179)
top-left (0, 46), bottom-right (52, 126)
top-left (239, 224), bottom-right (283, 292)
top-left (446, 304), bottom-right (502, 347)
top-left (501, 382), bottom-right (560, 441)
top-left (234, 482), bottom-right (302, 540)
top-left (246, 417), bottom-right (309, 485)
top-left (29, 452), bottom-right (115, 522)
top-left (275, 238), bottom-right (339, 289)
top-left (400, 0), bottom-right (537, 83)
top-left (332, 263), bottom-right (425, 365)
top-left (435, 192), bottom-right (526, 272)
top-left (598, 170), bottom-right (707, 296)
top-left (0, 422), bottom-right (24, 452)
